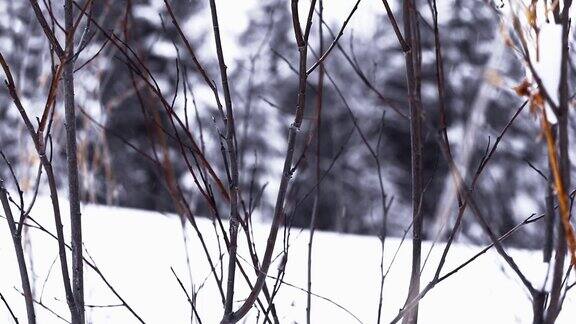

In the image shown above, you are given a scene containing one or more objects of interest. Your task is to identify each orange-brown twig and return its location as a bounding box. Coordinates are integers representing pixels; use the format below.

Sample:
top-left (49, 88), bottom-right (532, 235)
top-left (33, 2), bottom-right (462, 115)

top-left (541, 108), bottom-right (576, 266)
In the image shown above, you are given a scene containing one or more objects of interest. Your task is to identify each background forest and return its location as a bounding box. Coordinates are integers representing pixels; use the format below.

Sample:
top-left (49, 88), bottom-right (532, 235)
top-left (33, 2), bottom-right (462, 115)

top-left (0, 0), bottom-right (555, 247)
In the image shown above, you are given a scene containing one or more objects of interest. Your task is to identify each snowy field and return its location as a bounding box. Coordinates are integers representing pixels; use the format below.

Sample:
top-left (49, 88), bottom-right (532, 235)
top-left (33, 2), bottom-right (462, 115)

top-left (1, 198), bottom-right (574, 323)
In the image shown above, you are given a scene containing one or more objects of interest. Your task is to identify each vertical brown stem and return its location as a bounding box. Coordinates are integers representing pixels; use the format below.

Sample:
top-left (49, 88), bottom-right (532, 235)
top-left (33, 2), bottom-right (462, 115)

top-left (220, 2), bottom-right (312, 323)
top-left (63, 1), bottom-right (84, 322)
top-left (545, 1), bottom-right (574, 322)
top-left (543, 147), bottom-right (555, 263)
top-left (207, 0), bottom-right (240, 319)
top-left (307, 1), bottom-right (324, 322)
top-left (556, 0), bottom-right (575, 265)
top-left (402, 0), bottom-right (423, 323)
top-left (376, 161), bottom-right (389, 324)
top-left (1, 183), bottom-right (36, 324)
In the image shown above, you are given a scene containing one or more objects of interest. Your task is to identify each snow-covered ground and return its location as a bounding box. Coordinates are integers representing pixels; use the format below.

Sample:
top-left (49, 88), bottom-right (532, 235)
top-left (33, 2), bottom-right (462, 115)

top-left (0, 198), bottom-right (574, 323)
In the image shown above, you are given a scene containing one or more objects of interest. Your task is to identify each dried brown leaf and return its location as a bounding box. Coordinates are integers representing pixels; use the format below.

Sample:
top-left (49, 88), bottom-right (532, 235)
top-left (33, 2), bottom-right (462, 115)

top-left (513, 79), bottom-right (531, 97)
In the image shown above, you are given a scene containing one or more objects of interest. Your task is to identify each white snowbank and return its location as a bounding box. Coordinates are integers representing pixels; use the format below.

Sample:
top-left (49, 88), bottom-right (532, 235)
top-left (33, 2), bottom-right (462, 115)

top-left (0, 198), bottom-right (574, 323)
